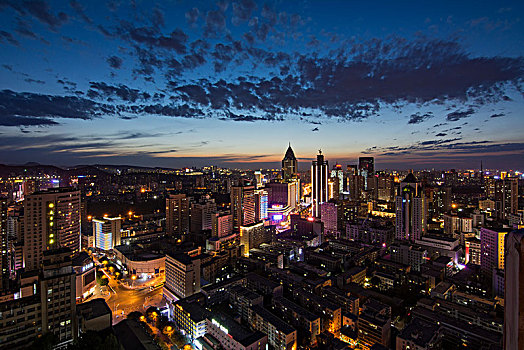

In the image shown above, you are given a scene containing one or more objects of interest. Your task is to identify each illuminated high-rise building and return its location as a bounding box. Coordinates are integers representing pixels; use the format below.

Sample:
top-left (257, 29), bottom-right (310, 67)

top-left (395, 174), bottom-right (426, 242)
top-left (331, 163), bottom-right (344, 194)
top-left (495, 177), bottom-right (519, 220)
top-left (40, 247), bottom-right (77, 346)
top-left (282, 143), bottom-right (298, 181)
top-left (255, 189), bottom-right (268, 221)
top-left (320, 201), bottom-right (338, 236)
top-left (212, 212), bottom-right (233, 238)
top-left (166, 193), bottom-right (190, 237)
top-left (359, 157), bottom-right (374, 176)
top-left (505, 229), bottom-right (524, 350)
top-left (164, 253), bottom-right (201, 302)
top-left (190, 197), bottom-right (217, 233)
top-left (92, 217), bottom-right (122, 251)
top-left (23, 188), bottom-right (81, 271)
top-left (480, 226), bottom-right (508, 274)
top-left (0, 196), bottom-right (8, 290)
top-left (311, 150), bottom-right (328, 218)
top-left (231, 185), bottom-right (255, 232)
top-left (240, 222), bottom-right (273, 256)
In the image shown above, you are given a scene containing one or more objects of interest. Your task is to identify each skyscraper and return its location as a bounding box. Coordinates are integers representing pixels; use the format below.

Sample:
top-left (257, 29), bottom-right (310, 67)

top-left (255, 189), bottom-right (268, 221)
top-left (40, 247), bottom-right (77, 346)
top-left (395, 173), bottom-right (426, 241)
top-left (0, 196), bottom-right (8, 290)
top-left (164, 253), bottom-right (201, 302)
top-left (190, 197), bottom-right (217, 233)
top-left (331, 163), bottom-right (344, 195)
top-left (358, 157), bottom-right (374, 176)
top-left (495, 177), bottom-right (519, 220)
top-left (240, 222), bottom-right (273, 257)
top-left (311, 150), bottom-right (328, 218)
top-left (282, 143), bottom-right (298, 181)
top-left (505, 229), bottom-right (524, 350)
top-left (166, 193), bottom-right (190, 237)
top-left (480, 226), bottom-right (508, 274)
top-left (92, 217), bottom-right (122, 251)
top-left (24, 188), bottom-right (81, 271)
top-left (231, 185), bottom-right (255, 232)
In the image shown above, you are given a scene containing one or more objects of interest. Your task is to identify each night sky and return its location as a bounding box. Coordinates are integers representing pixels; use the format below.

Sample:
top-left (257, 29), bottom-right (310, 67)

top-left (0, 0), bottom-right (523, 170)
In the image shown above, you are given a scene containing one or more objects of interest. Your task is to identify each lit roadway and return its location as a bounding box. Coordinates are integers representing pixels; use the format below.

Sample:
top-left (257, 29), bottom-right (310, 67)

top-left (93, 257), bottom-right (166, 324)
top-left (107, 282), bottom-right (164, 322)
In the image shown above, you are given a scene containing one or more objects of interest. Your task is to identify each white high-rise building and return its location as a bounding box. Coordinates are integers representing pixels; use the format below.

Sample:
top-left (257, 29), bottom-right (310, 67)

top-left (164, 253), bottom-right (201, 302)
top-left (93, 217), bottom-right (122, 251)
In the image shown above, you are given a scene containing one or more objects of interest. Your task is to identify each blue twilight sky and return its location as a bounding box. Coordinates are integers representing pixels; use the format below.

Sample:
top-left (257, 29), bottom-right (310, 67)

top-left (0, 0), bottom-right (523, 170)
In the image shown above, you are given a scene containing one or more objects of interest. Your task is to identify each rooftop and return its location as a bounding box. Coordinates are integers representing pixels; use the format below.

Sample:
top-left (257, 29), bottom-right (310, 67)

top-left (209, 309), bottom-right (266, 347)
top-left (76, 298), bottom-right (112, 321)
top-left (114, 319), bottom-right (160, 350)
top-left (115, 245), bottom-right (165, 262)
top-left (251, 305), bottom-right (295, 334)
top-left (399, 317), bottom-right (439, 347)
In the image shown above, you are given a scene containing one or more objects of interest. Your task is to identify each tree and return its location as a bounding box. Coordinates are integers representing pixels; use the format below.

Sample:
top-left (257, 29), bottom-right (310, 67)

top-left (370, 276), bottom-right (381, 288)
top-left (68, 331), bottom-right (121, 350)
top-left (127, 311), bottom-right (144, 321)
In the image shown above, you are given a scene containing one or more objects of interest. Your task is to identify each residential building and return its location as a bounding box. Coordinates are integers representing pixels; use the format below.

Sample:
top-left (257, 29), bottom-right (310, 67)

top-left (24, 188), bottom-right (81, 270)
top-left (164, 253), bottom-right (201, 302)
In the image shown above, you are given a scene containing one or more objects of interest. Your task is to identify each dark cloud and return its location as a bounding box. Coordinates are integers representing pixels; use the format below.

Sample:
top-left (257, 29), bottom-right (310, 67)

top-left (408, 112), bottom-right (433, 124)
top-left (205, 10), bottom-right (226, 36)
top-left (7, 0), bottom-right (68, 31)
top-left (107, 56), bottom-right (123, 69)
top-left (0, 89), bottom-right (105, 125)
top-left (185, 7), bottom-right (199, 24)
top-left (232, 0), bottom-right (257, 25)
top-left (15, 18), bottom-right (38, 39)
top-left (0, 89), bottom-right (208, 127)
top-left (87, 82), bottom-right (151, 103)
top-left (446, 109), bottom-right (475, 121)
top-left (312, 127), bottom-right (319, 132)
top-left (435, 132), bottom-right (447, 137)
top-left (490, 113), bottom-right (504, 118)
top-left (151, 8), bottom-right (164, 29)
top-left (0, 30), bottom-right (19, 45)
top-left (69, 0), bottom-right (92, 24)
top-left (24, 78), bottom-right (45, 84)
top-left (118, 22), bottom-right (188, 54)
top-left (0, 115), bottom-right (58, 126)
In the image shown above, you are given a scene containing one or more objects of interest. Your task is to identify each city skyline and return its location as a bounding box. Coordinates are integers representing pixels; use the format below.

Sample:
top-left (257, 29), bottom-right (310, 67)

top-left (0, 0), bottom-right (523, 169)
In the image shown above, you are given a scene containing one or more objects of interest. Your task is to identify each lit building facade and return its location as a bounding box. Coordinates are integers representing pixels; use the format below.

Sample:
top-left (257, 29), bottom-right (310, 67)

top-left (24, 188), bottom-right (80, 271)
top-left (93, 217), bottom-right (122, 251)
top-left (281, 144), bottom-right (298, 181)
top-left (231, 185), bottom-right (256, 232)
top-left (40, 248), bottom-right (77, 347)
top-left (240, 222), bottom-right (273, 257)
top-left (505, 229), bottom-right (524, 350)
top-left (395, 174), bottom-right (426, 242)
top-left (311, 151), bottom-right (328, 218)
top-left (480, 227), bottom-right (508, 274)
top-left (164, 253), bottom-right (201, 302)
top-left (166, 193), bottom-right (190, 236)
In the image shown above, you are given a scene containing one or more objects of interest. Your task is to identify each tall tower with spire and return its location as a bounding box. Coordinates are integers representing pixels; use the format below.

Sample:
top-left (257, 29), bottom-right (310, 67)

top-left (311, 150), bottom-right (328, 218)
top-left (282, 143), bottom-right (298, 181)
